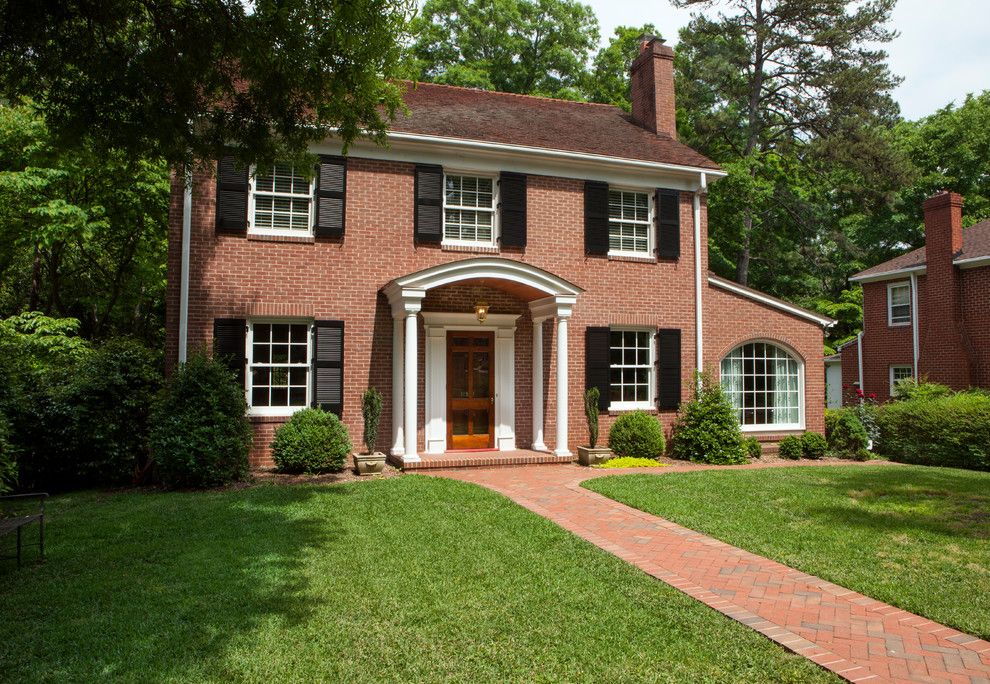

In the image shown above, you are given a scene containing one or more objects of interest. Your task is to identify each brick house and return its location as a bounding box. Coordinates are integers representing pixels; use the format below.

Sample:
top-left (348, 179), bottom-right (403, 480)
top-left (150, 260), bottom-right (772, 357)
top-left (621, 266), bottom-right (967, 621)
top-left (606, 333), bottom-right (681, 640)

top-left (840, 192), bottom-right (990, 403)
top-left (166, 36), bottom-right (833, 468)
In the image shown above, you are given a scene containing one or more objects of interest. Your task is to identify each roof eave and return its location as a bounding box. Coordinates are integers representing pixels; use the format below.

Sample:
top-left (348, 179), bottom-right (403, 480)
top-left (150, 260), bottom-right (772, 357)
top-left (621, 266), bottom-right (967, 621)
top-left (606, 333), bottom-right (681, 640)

top-left (707, 275), bottom-right (836, 328)
top-left (848, 265), bottom-right (926, 283)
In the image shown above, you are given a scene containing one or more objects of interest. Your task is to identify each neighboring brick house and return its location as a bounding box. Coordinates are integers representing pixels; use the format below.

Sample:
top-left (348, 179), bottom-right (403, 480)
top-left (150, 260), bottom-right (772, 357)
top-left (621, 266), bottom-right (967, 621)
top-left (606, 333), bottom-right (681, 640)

top-left (841, 192), bottom-right (990, 403)
top-left (166, 36), bottom-right (834, 467)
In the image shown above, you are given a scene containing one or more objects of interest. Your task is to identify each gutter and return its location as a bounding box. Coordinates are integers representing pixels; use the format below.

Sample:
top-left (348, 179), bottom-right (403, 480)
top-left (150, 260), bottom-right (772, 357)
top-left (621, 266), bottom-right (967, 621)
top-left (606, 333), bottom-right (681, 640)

top-left (910, 272), bottom-right (919, 379)
top-left (849, 265), bottom-right (926, 284)
top-left (178, 167), bottom-right (192, 364)
top-left (857, 331), bottom-right (864, 393)
top-left (707, 276), bottom-right (836, 328)
top-left (694, 173), bottom-right (706, 383)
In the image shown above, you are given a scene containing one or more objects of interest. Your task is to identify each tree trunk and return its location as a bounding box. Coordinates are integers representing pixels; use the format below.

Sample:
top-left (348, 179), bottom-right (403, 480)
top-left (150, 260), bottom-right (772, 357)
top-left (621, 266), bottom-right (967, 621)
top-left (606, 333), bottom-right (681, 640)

top-left (736, 210), bottom-right (752, 286)
top-left (29, 245), bottom-right (41, 311)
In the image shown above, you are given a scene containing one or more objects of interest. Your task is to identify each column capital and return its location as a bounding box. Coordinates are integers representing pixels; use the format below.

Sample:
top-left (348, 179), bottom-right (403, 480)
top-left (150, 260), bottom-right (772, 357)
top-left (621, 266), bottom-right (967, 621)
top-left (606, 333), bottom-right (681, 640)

top-left (385, 285), bottom-right (425, 318)
top-left (529, 295), bottom-right (576, 321)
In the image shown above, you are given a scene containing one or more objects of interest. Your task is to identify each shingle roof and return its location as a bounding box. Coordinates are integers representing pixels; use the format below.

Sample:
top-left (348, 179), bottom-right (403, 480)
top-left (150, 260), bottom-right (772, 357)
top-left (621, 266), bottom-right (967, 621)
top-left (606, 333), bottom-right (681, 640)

top-left (852, 219), bottom-right (990, 279)
top-left (391, 81), bottom-right (720, 171)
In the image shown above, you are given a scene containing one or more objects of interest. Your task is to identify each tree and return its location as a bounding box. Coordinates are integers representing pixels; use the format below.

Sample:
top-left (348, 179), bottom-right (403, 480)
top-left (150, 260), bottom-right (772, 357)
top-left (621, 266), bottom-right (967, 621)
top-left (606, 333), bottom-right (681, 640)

top-left (405, 0), bottom-right (599, 99)
top-left (585, 24), bottom-right (659, 110)
top-left (673, 0), bottom-right (903, 285)
top-left (0, 0), bottom-right (415, 167)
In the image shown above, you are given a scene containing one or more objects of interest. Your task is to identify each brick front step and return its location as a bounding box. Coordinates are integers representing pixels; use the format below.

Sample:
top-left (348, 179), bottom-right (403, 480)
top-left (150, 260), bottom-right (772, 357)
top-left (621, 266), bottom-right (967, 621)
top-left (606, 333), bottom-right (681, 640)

top-left (392, 450), bottom-right (575, 470)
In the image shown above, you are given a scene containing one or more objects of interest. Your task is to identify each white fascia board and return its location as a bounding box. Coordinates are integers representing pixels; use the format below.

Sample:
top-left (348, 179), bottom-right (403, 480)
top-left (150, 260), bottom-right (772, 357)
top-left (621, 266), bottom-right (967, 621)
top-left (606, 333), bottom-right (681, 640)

top-left (955, 255), bottom-right (990, 270)
top-left (848, 265), bottom-right (926, 283)
top-left (313, 133), bottom-right (724, 192)
top-left (708, 276), bottom-right (835, 328)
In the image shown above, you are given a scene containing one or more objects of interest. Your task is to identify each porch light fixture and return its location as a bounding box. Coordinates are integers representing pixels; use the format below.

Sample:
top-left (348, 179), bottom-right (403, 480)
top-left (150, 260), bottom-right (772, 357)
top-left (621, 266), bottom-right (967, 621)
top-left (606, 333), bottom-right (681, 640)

top-left (475, 301), bottom-right (489, 324)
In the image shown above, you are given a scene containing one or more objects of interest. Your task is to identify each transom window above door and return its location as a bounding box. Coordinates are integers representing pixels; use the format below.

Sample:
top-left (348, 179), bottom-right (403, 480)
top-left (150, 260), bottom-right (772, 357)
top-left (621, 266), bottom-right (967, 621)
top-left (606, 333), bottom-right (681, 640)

top-left (608, 190), bottom-right (652, 256)
top-left (444, 174), bottom-right (497, 246)
top-left (250, 164), bottom-right (313, 235)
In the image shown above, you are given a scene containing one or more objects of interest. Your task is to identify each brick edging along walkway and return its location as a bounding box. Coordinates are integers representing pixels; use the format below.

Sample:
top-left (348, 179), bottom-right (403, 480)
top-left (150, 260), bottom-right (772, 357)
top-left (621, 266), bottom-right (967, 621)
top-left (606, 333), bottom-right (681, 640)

top-left (428, 462), bottom-right (990, 684)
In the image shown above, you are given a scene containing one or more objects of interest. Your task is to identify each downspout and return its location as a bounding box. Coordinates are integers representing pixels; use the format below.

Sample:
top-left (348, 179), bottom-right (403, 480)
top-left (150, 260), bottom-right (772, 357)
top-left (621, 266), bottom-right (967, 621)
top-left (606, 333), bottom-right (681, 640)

top-left (856, 330), bottom-right (864, 395)
top-left (910, 272), bottom-right (919, 378)
top-left (178, 166), bottom-right (192, 364)
top-left (694, 172), bottom-right (707, 385)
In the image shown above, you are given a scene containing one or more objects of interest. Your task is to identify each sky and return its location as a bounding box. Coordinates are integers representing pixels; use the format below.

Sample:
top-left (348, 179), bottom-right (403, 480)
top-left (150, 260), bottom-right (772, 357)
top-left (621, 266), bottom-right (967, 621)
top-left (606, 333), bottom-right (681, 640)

top-left (583, 0), bottom-right (990, 120)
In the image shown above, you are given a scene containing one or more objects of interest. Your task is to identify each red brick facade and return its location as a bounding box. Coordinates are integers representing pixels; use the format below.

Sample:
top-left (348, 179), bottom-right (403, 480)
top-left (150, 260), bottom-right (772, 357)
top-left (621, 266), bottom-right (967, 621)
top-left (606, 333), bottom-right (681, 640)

top-left (630, 37), bottom-right (677, 139)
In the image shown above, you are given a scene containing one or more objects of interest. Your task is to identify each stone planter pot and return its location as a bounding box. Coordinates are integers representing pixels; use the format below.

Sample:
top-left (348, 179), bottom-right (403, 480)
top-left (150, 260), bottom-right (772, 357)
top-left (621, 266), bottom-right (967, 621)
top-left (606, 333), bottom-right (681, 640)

top-left (577, 446), bottom-right (612, 467)
top-left (353, 452), bottom-right (386, 475)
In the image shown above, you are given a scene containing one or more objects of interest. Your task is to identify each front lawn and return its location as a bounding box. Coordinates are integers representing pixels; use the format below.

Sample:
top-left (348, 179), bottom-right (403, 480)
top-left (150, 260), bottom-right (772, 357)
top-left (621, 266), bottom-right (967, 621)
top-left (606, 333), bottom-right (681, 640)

top-left (584, 465), bottom-right (990, 640)
top-left (0, 476), bottom-right (833, 683)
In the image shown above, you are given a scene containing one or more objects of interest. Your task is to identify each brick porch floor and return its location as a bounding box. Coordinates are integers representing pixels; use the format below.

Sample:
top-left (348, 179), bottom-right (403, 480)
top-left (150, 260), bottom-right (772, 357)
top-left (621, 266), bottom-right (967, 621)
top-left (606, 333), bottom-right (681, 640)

top-left (389, 449), bottom-right (573, 470)
top-left (429, 463), bottom-right (990, 684)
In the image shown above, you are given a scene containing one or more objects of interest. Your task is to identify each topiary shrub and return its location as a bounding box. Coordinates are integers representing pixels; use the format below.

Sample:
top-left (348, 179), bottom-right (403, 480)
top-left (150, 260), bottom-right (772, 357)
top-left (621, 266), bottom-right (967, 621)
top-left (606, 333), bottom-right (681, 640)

top-left (801, 431), bottom-right (827, 460)
top-left (361, 387), bottom-right (383, 454)
top-left (671, 373), bottom-right (746, 464)
top-left (150, 352), bottom-right (252, 488)
top-left (778, 435), bottom-right (803, 460)
top-left (743, 436), bottom-right (762, 459)
top-left (608, 410), bottom-right (666, 459)
top-left (272, 408), bottom-right (352, 473)
top-left (827, 409), bottom-right (869, 458)
top-left (584, 387), bottom-right (601, 448)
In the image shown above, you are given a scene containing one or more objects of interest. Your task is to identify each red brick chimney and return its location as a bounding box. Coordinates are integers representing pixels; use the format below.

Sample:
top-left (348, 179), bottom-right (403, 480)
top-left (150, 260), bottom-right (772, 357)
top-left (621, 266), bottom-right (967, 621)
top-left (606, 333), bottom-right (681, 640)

top-left (920, 191), bottom-right (972, 388)
top-left (630, 34), bottom-right (677, 139)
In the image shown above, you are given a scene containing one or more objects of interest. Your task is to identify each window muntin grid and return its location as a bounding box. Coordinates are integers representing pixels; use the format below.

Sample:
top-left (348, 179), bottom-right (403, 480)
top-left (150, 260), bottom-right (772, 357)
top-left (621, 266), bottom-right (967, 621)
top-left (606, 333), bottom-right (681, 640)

top-left (890, 365), bottom-right (913, 395)
top-left (608, 190), bottom-right (651, 255)
top-left (888, 282), bottom-right (911, 325)
top-left (248, 322), bottom-right (311, 412)
top-left (251, 164), bottom-right (312, 234)
top-left (444, 175), bottom-right (495, 244)
top-left (609, 329), bottom-right (653, 408)
top-left (720, 342), bottom-right (802, 428)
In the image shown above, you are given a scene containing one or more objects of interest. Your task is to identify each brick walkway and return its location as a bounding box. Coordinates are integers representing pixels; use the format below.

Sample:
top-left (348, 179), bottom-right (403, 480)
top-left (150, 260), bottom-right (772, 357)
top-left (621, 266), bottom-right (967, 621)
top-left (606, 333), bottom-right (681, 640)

top-left (429, 463), bottom-right (990, 684)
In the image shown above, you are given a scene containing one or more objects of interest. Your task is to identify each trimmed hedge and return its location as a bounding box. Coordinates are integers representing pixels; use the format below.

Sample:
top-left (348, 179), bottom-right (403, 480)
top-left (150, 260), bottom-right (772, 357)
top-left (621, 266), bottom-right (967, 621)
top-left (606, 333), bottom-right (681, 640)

top-left (875, 392), bottom-right (990, 471)
top-left (608, 411), bottom-right (666, 459)
top-left (272, 408), bottom-right (352, 473)
top-left (778, 435), bottom-right (803, 460)
top-left (801, 431), bottom-right (827, 460)
top-left (743, 436), bottom-right (762, 460)
top-left (825, 408), bottom-right (869, 458)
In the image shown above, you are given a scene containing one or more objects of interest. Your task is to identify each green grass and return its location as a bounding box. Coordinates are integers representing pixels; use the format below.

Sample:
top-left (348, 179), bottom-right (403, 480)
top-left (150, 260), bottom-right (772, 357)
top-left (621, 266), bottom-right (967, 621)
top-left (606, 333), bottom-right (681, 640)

top-left (0, 476), bottom-right (835, 683)
top-left (584, 465), bottom-right (990, 640)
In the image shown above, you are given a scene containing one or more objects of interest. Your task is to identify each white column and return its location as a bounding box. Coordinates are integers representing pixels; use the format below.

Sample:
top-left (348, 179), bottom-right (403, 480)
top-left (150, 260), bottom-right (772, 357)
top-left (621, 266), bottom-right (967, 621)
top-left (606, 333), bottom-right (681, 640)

top-left (531, 318), bottom-right (547, 451)
top-left (554, 315), bottom-right (571, 457)
top-left (391, 317), bottom-right (404, 456)
top-left (404, 310), bottom-right (419, 460)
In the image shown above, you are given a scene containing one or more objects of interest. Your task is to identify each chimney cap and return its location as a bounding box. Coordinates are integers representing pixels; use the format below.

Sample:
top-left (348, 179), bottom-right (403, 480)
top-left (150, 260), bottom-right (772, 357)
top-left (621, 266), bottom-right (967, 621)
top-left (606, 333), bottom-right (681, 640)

top-left (637, 33), bottom-right (664, 45)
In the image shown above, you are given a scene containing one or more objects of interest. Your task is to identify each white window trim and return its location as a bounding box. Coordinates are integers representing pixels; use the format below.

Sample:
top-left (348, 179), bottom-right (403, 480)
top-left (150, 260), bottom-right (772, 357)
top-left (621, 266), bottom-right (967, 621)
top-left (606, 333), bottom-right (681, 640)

top-left (441, 171), bottom-right (500, 248)
top-left (247, 164), bottom-right (315, 238)
top-left (608, 327), bottom-right (655, 411)
top-left (890, 364), bottom-right (913, 396)
top-left (887, 281), bottom-right (911, 327)
top-left (607, 187), bottom-right (654, 259)
top-left (721, 341), bottom-right (806, 432)
top-left (246, 319), bottom-right (314, 417)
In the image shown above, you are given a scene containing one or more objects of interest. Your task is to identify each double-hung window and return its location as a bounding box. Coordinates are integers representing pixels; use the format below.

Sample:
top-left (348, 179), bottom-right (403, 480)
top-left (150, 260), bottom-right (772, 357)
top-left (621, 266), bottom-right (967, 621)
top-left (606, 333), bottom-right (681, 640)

top-left (608, 189), bottom-right (652, 256)
top-left (249, 164), bottom-right (313, 236)
top-left (443, 174), bottom-right (497, 246)
top-left (890, 365), bottom-right (913, 396)
top-left (887, 282), bottom-right (911, 326)
top-left (247, 321), bottom-right (312, 415)
top-left (609, 329), bottom-right (654, 409)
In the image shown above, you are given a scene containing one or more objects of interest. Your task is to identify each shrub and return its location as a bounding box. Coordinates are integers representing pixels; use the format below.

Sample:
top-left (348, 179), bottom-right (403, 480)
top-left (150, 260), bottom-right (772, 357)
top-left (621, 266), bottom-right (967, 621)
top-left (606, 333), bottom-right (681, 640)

top-left (801, 431), bottom-right (827, 460)
top-left (892, 379), bottom-right (952, 402)
top-left (584, 387), bottom-right (600, 448)
top-left (0, 413), bottom-right (17, 494)
top-left (778, 435), bottom-right (803, 460)
top-left (272, 408), bottom-right (352, 473)
top-left (671, 373), bottom-right (746, 464)
top-left (743, 436), bottom-right (762, 459)
top-left (608, 411), bottom-right (666, 459)
top-left (362, 387), bottom-right (383, 454)
top-left (827, 409), bottom-right (870, 458)
top-left (595, 456), bottom-right (666, 469)
top-left (874, 392), bottom-right (990, 471)
top-left (150, 352), bottom-right (252, 488)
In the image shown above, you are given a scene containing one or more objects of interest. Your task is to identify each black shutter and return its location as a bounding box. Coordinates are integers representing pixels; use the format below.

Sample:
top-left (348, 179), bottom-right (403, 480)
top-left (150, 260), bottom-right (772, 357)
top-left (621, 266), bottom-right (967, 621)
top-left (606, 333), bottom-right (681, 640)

top-left (313, 320), bottom-right (344, 417)
top-left (585, 326), bottom-right (611, 412)
top-left (585, 180), bottom-right (609, 255)
top-left (314, 155), bottom-right (346, 238)
top-left (657, 328), bottom-right (681, 410)
top-left (499, 172), bottom-right (527, 247)
top-left (215, 156), bottom-right (249, 234)
top-left (213, 318), bottom-right (246, 386)
top-left (414, 164), bottom-right (443, 243)
top-left (656, 188), bottom-right (680, 260)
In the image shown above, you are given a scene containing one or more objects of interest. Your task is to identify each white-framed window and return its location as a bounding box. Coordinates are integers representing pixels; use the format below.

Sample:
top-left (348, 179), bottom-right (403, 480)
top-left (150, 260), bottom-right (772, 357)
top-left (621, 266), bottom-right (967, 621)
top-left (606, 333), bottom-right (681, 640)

top-left (248, 164), bottom-right (314, 236)
top-left (721, 342), bottom-right (804, 430)
top-left (890, 365), bottom-right (914, 396)
top-left (443, 173), bottom-right (498, 246)
top-left (247, 320), bottom-right (312, 415)
top-left (608, 189), bottom-right (653, 256)
top-left (609, 329), bottom-right (654, 410)
top-left (887, 282), bottom-right (911, 326)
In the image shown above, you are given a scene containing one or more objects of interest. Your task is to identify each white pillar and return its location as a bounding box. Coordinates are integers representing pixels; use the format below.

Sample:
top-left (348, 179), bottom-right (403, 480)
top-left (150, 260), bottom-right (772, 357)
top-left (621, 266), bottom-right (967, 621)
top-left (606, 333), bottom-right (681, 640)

top-left (404, 310), bottom-right (419, 460)
top-left (554, 315), bottom-right (571, 457)
top-left (531, 318), bottom-right (547, 451)
top-left (391, 317), bottom-right (404, 456)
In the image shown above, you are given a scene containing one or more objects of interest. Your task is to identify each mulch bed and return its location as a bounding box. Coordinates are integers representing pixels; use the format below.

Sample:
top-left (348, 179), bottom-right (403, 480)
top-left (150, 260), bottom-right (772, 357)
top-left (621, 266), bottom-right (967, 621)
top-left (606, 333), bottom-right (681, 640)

top-left (249, 463), bottom-right (404, 486)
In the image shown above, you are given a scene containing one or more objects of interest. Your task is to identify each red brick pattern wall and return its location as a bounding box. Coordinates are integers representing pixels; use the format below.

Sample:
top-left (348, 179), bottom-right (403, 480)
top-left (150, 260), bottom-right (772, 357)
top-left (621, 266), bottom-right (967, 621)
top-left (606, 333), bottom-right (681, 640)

top-left (630, 41), bottom-right (677, 139)
top-left (962, 265), bottom-right (990, 388)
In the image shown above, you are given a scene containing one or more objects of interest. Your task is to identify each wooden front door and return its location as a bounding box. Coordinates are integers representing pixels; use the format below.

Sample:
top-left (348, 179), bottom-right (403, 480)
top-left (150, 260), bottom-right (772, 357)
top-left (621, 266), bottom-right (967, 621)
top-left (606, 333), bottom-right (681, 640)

top-left (446, 331), bottom-right (495, 450)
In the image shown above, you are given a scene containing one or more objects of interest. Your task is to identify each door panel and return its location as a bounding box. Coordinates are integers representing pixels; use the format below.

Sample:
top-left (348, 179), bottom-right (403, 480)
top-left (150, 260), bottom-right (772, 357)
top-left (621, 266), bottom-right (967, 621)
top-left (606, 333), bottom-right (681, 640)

top-left (447, 332), bottom-right (495, 449)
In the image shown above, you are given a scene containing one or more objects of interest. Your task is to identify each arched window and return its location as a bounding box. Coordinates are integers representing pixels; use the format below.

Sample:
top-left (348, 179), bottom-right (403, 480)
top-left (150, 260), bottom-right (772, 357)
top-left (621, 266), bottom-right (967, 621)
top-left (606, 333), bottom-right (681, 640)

top-left (720, 342), bottom-right (803, 429)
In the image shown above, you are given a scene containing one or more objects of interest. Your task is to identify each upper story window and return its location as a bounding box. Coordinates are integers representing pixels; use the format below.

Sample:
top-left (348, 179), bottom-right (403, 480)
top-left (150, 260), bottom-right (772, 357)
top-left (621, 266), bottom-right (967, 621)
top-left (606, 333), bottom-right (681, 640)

top-left (444, 174), bottom-right (497, 246)
top-left (887, 282), bottom-right (911, 326)
top-left (248, 321), bottom-right (312, 415)
top-left (609, 329), bottom-right (654, 410)
top-left (608, 189), bottom-right (652, 256)
top-left (721, 342), bottom-right (803, 430)
top-left (250, 164), bottom-right (313, 236)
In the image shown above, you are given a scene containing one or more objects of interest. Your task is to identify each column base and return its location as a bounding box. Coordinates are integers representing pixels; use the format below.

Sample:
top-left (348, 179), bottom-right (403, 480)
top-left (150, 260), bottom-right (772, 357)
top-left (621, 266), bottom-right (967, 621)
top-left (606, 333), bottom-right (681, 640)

top-left (390, 446), bottom-right (405, 457)
top-left (553, 448), bottom-right (573, 458)
top-left (531, 442), bottom-right (549, 452)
